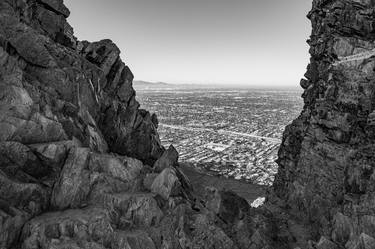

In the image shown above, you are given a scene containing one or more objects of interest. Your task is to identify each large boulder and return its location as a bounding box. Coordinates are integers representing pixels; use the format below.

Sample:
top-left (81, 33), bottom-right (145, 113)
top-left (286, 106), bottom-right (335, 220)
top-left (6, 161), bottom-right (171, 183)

top-left (37, 0), bottom-right (71, 17)
top-left (51, 147), bottom-right (91, 209)
top-left (0, 203), bottom-right (29, 249)
top-left (332, 212), bottom-right (354, 245)
top-left (111, 230), bottom-right (156, 249)
top-left (316, 237), bottom-right (339, 249)
top-left (204, 188), bottom-right (253, 249)
top-left (153, 145), bottom-right (179, 172)
top-left (104, 192), bottom-right (164, 228)
top-left (151, 167), bottom-right (182, 200)
top-left (190, 213), bottom-right (238, 249)
top-left (0, 169), bottom-right (49, 248)
top-left (21, 207), bottom-right (114, 249)
top-left (346, 233), bottom-right (375, 249)
top-left (28, 139), bottom-right (81, 174)
top-left (0, 141), bottom-right (45, 179)
top-left (22, 207), bottom-right (157, 249)
top-left (52, 148), bottom-right (147, 210)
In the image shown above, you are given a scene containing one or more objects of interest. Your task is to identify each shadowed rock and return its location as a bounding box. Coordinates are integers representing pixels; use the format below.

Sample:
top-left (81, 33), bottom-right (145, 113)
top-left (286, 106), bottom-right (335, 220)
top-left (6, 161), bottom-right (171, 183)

top-left (151, 167), bottom-right (182, 200)
top-left (153, 145), bottom-right (179, 172)
top-left (6, 0), bottom-right (375, 248)
top-left (267, 0), bottom-right (375, 247)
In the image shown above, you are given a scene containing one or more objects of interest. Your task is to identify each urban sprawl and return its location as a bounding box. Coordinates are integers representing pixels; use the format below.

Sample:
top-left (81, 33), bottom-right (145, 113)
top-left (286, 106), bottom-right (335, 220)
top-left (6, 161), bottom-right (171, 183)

top-left (136, 86), bottom-right (302, 186)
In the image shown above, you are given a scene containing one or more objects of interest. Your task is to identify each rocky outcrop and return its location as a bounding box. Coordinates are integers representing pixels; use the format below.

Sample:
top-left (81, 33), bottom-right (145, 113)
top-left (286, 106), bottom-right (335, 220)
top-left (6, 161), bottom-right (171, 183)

top-left (0, 0), bottom-right (164, 164)
top-left (4, 0), bottom-right (375, 248)
top-left (0, 0), bottom-right (167, 246)
top-left (264, 0), bottom-right (375, 248)
top-left (0, 1), bottom-right (268, 249)
top-left (153, 145), bottom-right (179, 172)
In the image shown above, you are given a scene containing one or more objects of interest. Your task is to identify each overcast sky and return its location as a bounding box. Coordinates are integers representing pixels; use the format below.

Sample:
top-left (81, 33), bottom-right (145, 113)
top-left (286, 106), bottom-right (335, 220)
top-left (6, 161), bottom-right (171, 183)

top-left (64, 0), bottom-right (311, 86)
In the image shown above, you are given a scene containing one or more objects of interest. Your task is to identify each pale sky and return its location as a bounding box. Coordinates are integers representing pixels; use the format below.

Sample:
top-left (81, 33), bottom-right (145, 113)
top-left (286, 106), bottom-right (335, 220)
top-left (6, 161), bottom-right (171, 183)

top-left (64, 0), bottom-right (312, 86)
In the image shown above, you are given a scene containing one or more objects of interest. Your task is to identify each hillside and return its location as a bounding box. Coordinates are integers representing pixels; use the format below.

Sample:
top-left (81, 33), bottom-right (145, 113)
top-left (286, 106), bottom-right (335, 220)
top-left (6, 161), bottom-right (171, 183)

top-left (1, 0), bottom-right (375, 249)
top-left (0, 1), bottom-right (266, 249)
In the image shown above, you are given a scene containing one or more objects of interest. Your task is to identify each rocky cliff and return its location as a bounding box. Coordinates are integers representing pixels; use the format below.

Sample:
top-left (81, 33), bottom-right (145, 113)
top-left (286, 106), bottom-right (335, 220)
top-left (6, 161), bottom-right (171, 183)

top-left (0, 1), bottom-right (269, 249)
top-left (3, 0), bottom-right (375, 249)
top-left (268, 0), bottom-right (375, 248)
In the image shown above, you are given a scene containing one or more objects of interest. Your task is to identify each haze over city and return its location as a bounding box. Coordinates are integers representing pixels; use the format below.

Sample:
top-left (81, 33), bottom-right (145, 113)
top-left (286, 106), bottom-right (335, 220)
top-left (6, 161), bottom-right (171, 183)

top-left (65, 0), bottom-right (311, 86)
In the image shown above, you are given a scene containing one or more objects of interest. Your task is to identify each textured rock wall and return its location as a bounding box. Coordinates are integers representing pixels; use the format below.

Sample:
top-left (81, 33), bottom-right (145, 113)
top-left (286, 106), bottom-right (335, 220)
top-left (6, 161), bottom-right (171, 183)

top-left (0, 1), bottom-right (267, 249)
top-left (4, 0), bottom-right (375, 248)
top-left (0, 0), bottom-right (164, 165)
top-left (0, 0), bottom-right (165, 247)
top-left (270, 0), bottom-right (375, 247)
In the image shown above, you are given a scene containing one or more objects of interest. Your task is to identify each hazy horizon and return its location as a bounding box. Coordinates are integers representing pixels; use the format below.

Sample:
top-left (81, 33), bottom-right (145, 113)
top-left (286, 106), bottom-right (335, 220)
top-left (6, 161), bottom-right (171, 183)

top-left (134, 79), bottom-right (301, 88)
top-left (133, 80), bottom-right (304, 91)
top-left (65, 0), bottom-right (312, 86)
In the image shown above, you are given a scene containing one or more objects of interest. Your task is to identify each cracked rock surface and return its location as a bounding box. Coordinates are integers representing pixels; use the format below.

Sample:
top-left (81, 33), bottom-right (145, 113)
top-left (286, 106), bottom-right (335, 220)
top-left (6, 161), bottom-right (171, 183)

top-left (0, 1), bottom-right (270, 249)
top-left (2, 0), bottom-right (375, 248)
top-left (265, 0), bottom-right (375, 248)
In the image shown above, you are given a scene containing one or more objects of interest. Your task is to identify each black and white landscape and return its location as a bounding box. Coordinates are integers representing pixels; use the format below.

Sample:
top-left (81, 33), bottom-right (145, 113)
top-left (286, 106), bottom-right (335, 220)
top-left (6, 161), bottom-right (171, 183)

top-left (1, 0), bottom-right (375, 249)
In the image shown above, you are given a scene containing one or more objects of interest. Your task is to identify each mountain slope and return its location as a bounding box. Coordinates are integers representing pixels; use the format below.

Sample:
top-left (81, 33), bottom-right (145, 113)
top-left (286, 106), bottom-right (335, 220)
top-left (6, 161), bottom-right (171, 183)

top-left (1, 0), bottom-right (374, 248)
top-left (268, 0), bottom-right (375, 247)
top-left (0, 1), bottom-right (267, 249)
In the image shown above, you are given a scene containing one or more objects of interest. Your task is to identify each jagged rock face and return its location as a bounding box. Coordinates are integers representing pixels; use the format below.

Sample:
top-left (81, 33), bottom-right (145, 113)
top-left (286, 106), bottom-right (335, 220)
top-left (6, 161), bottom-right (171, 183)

top-left (10, 0), bottom-right (375, 248)
top-left (0, 0), bottom-right (164, 165)
top-left (0, 0), bottom-right (163, 248)
top-left (0, 1), bottom-right (268, 249)
top-left (271, 0), bottom-right (375, 246)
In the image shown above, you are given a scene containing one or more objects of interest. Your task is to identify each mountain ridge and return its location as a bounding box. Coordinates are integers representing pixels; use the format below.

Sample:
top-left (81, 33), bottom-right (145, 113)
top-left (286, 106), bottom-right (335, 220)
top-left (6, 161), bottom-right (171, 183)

top-left (133, 80), bottom-right (303, 91)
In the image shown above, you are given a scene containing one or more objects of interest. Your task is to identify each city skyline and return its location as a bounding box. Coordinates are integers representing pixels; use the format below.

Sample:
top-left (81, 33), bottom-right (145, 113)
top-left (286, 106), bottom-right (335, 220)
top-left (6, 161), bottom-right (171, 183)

top-left (65, 0), bottom-right (312, 86)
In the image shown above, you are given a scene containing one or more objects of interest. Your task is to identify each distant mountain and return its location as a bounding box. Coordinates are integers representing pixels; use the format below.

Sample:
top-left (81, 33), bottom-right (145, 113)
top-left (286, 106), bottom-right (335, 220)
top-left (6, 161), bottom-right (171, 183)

top-left (133, 80), bottom-right (302, 91)
top-left (133, 80), bottom-right (171, 88)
